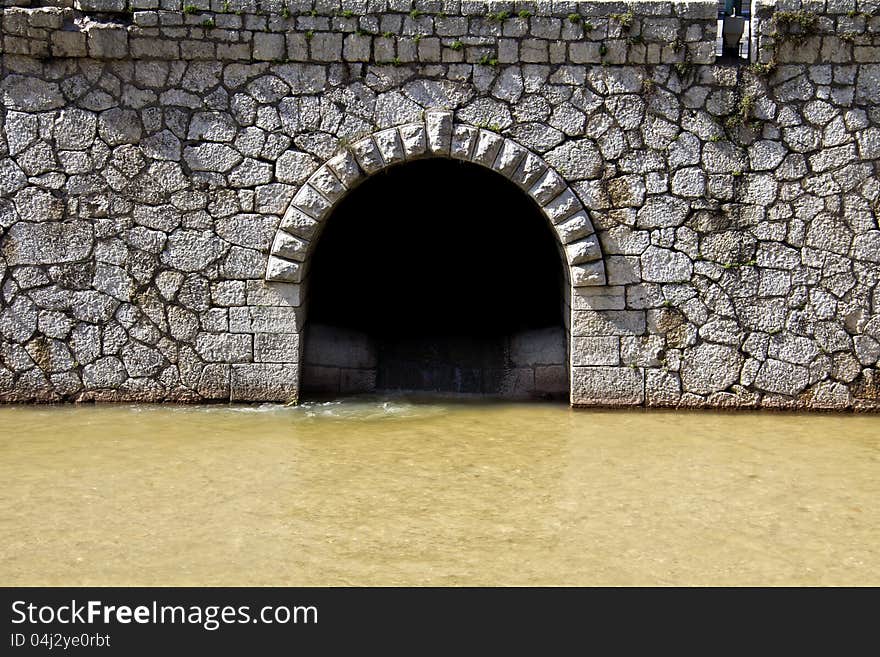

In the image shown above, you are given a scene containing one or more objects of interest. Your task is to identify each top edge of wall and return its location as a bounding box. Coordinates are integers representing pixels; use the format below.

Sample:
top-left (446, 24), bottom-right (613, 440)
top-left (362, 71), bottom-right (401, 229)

top-left (0, 0), bottom-right (722, 65)
top-left (0, 0), bottom-right (722, 12)
top-left (1, 0), bottom-right (878, 65)
top-left (0, 0), bottom-right (876, 13)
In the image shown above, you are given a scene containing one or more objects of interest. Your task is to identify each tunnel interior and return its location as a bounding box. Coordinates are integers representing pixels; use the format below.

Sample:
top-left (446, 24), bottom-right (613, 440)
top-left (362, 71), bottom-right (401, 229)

top-left (302, 157), bottom-right (569, 398)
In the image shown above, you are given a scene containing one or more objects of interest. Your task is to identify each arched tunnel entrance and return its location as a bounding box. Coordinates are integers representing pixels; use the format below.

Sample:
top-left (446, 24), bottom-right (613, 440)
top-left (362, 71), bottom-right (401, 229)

top-left (301, 158), bottom-right (569, 399)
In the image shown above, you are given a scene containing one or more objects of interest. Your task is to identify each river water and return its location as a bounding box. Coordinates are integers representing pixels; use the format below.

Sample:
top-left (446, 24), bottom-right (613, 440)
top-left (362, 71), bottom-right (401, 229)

top-left (1, 399), bottom-right (878, 586)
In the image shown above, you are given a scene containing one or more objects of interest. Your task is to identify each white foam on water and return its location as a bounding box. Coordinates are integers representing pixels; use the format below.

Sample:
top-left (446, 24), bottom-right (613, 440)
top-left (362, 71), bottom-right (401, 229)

top-left (295, 398), bottom-right (448, 421)
top-left (119, 396), bottom-right (451, 422)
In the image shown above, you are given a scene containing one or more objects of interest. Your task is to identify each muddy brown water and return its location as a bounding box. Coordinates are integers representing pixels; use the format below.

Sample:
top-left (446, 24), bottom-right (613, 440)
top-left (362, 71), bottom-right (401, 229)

top-left (1, 399), bottom-right (878, 586)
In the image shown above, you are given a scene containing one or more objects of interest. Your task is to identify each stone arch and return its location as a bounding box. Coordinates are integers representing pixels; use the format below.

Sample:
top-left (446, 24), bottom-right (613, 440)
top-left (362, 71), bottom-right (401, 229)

top-left (264, 110), bottom-right (607, 289)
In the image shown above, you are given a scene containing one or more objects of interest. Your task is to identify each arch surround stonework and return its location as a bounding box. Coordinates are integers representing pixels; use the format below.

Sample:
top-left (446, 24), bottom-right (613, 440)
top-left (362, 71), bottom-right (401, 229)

top-left (265, 111), bottom-right (607, 289)
top-left (261, 111), bottom-right (608, 405)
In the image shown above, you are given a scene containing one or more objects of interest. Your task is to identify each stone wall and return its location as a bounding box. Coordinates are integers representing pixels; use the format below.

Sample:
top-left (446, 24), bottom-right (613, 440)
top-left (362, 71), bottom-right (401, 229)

top-left (0, 0), bottom-right (879, 409)
top-left (303, 324), bottom-right (567, 398)
top-left (302, 324), bottom-right (377, 395)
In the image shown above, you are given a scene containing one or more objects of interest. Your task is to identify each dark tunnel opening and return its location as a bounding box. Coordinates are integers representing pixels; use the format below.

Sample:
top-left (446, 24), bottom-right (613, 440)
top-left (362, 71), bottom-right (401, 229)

top-left (302, 158), bottom-right (569, 399)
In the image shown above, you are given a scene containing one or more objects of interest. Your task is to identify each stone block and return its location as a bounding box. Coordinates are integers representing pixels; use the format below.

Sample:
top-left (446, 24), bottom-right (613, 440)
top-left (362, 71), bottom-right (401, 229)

top-left (184, 143), bottom-right (243, 172)
top-left (499, 368), bottom-right (535, 397)
top-left (555, 212), bottom-right (593, 245)
top-left (130, 37), bottom-right (180, 59)
top-left (265, 256), bottom-right (303, 283)
top-left (373, 128), bottom-right (406, 165)
top-left (254, 333), bottom-right (300, 363)
top-left (231, 364), bottom-right (299, 401)
top-left (852, 231), bottom-right (880, 263)
top-left (340, 368), bottom-right (377, 394)
top-left (395, 124), bottom-right (424, 160)
top-left (754, 358), bottom-right (810, 396)
top-left (350, 139), bottom-right (384, 175)
top-left (450, 125), bottom-right (478, 160)
top-left (543, 188), bottom-right (581, 224)
top-left (512, 152), bottom-right (548, 190)
top-left (569, 41), bottom-right (602, 64)
top-left (324, 150), bottom-right (361, 187)
top-left (301, 365), bottom-right (340, 394)
top-left (309, 32), bottom-right (343, 61)
top-left (160, 230), bottom-right (226, 272)
top-left (82, 356), bottom-right (127, 389)
top-left (291, 184), bottom-right (332, 220)
top-left (195, 333), bottom-right (252, 363)
top-left (571, 261), bottom-right (607, 287)
top-left (768, 333), bottom-right (819, 367)
top-left (76, 0), bottom-right (127, 11)
top-left (807, 381), bottom-right (852, 410)
top-left (254, 32), bottom-right (286, 61)
top-left (621, 335), bottom-right (666, 368)
top-left (640, 246), bottom-right (693, 283)
top-left (646, 369), bottom-right (682, 407)
top-left (2, 222), bottom-right (93, 266)
top-left (573, 310), bottom-right (646, 337)
top-left (86, 24), bottom-right (128, 59)
top-left (535, 365), bottom-right (568, 394)
top-left (510, 328), bottom-right (566, 366)
top-left (680, 342), bottom-right (743, 395)
top-left (344, 34), bottom-right (372, 61)
top-left (571, 280), bottom-right (625, 309)
top-left (566, 236), bottom-right (603, 267)
top-left (246, 281), bottom-right (304, 307)
top-left (51, 30), bottom-right (88, 58)
top-left (571, 336), bottom-right (620, 366)
top-left (229, 306), bottom-right (305, 333)
top-left (425, 110), bottom-right (453, 155)
top-left (304, 324), bottom-right (377, 369)
top-left (196, 364), bottom-right (230, 400)
top-left (492, 139), bottom-right (527, 177)
top-left (571, 366), bottom-right (644, 406)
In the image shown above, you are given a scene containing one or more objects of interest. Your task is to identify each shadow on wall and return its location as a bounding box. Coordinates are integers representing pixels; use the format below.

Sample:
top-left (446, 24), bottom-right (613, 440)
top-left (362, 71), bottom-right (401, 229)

top-left (303, 324), bottom-right (567, 398)
top-left (301, 158), bottom-right (568, 400)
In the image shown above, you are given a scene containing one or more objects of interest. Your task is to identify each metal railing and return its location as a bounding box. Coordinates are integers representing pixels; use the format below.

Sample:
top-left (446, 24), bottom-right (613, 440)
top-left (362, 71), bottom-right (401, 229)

top-left (717, 0), bottom-right (752, 62)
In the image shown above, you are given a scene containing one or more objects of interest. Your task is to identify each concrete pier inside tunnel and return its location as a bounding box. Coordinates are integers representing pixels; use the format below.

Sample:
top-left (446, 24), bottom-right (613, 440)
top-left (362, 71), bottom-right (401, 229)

top-left (301, 158), bottom-right (569, 399)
